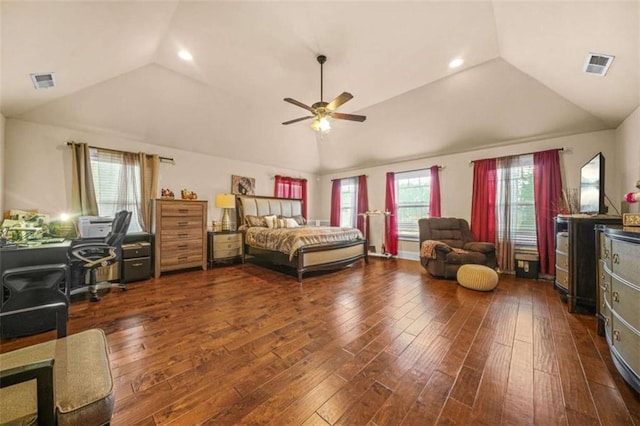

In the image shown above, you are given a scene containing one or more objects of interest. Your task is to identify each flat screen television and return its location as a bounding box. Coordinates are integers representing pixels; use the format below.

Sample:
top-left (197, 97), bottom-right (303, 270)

top-left (579, 152), bottom-right (605, 214)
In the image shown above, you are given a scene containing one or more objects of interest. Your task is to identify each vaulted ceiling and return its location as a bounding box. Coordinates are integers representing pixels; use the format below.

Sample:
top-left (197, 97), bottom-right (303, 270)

top-left (1, 1), bottom-right (638, 174)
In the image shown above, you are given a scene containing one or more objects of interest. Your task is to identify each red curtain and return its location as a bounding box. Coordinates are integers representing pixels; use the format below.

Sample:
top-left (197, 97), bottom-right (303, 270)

top-left (274, 175), bottom-right (307, 218)
top-left (471, 159), bottom-right (497, 243)
top-left (330, 179), bottom-right (341, 227)
top-left (385, 172), bottom-right (398, 256)
top-left (534, 149), bottom-right (563, 275)
top-left (429, 165), bottom-right (441, 217)
top-left (356, 175), bottom-right (368, 235)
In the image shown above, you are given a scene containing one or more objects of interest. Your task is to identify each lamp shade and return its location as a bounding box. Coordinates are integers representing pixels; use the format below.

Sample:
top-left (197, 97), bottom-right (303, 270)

top-left (215, 193), bottom-right (235, 209)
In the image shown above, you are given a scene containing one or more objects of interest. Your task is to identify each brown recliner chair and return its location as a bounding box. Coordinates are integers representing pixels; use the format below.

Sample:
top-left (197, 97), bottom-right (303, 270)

top-left (418, 218), bottom-right (496, 279)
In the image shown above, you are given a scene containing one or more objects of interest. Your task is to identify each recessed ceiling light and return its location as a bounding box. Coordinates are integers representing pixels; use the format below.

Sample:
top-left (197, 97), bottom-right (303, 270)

top-left (449, 58), bottom-right (464, 69)
top-left (178, 49), bottom-right (193, 61)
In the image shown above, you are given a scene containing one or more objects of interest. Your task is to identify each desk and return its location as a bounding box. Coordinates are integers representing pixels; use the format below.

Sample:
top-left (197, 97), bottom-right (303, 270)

top-left (0, 241), bottom-right (70, 272)
top-left (1, 233), bottom-right (151, 279)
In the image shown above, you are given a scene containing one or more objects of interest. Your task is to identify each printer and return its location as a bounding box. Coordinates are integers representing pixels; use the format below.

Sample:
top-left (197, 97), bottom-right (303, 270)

top-left (77, 216), bottom-right (113, 238)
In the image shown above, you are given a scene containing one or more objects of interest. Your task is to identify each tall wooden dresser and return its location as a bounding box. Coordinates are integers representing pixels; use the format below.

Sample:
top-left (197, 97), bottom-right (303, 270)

top-left (554, 215), bottom-right (621, 313)
top-left (152, 199), bottom-right (207, 278)
top-left (597, 226), bottom-right (640, 393)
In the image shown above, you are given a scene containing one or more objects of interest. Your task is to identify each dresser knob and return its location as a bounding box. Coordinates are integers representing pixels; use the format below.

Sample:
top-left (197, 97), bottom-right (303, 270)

top-left (613, 330), bottom-right (620, 341)
top-left (613, 291), bottom-right (620, 303)
top-left (612, 253), bottom-right (620, 264)
top-left (605, 317), bottom-right (610, 325)
top-left (604, 248), bottom-right (610, 259)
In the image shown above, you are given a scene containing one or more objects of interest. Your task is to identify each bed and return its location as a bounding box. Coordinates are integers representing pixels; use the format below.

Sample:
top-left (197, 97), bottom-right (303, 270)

top-left (236, 195), bottom-right (368, 281)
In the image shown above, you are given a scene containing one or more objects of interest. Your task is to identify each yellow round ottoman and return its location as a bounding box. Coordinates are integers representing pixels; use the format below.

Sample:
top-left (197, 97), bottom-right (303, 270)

top-left (457, 264), bottom-right (498, 291)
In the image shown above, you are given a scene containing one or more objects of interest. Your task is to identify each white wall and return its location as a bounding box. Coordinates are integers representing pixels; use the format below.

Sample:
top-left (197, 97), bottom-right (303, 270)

top-left (319, 129), bottom-right (619, 259)
top-left (616, 106), bottom-right (640, 214)
top-left (0, 114), bottom-right (5, 215)
top-left (4, 118), bottom-right (319, 225)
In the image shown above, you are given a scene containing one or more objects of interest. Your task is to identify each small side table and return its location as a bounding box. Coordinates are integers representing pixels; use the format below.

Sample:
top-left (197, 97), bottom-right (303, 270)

top-left (207, 231), bottom-right (244, 267)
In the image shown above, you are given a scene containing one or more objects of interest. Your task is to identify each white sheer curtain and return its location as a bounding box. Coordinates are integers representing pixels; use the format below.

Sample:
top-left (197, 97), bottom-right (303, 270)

top-left (496, 154), bottom-right (536, 272)
top-left (496, 156), bottom-right (516, 272)
top-left (90, 148), bottom-right (143, 232)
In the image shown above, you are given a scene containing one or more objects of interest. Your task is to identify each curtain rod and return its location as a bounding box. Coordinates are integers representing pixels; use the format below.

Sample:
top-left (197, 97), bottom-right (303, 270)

top-left (66, 141), bottom-right (174, 164)
top-left (469, 147), bottom-right (564, 164)
top-left (331, 174), bottom-right (368, 182)
top-left (397, 165), bottom-right (444, 174)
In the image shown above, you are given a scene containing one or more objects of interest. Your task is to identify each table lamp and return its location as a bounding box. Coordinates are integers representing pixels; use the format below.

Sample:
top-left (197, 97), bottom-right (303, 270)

top-left (215, 193), bottom-right (235, 231)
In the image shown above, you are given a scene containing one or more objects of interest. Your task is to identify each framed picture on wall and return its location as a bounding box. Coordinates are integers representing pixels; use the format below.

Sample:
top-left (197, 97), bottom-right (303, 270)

top-left (231, 175), bottom-right (255, 195)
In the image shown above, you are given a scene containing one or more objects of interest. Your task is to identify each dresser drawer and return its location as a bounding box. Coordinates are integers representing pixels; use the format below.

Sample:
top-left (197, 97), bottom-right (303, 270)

top-left (598, 260), bottom-right (612, 310)
top-left (214, 233), bottom-right (242, 244)
top-left (555, 267), bottom-right (569, 291)
top-left (611, 239), bottom-right (640, 284)
top-left (600, 233), bottom-right (612, 269)
top-left (161, 203), bottom-right (204, 217)
top-left (160, 250), bottom-right (204, 268)
top-left (555, 251), bottom-right (568, 269)
top-left (556, 233), bottom-right (569, 254)
top-left (161, 239), bottom-right (204, 252)
top-left (160, 228), bottom-right (203, 242)
top-left (611, 313), bottom-right (640, 378)
top-left (214, 248), bottom-right (242, 260)
top-left (611, 276), bottom-right (640, 332)
top-left (214, 239), bottom-right (242, 250)
top-left (602, 301), bottom-right (612, 343)
top-left (161, 217), bottom-right (203, 231)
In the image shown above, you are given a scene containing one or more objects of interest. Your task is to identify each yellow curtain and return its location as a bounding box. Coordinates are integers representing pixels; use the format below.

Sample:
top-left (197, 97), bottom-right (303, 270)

top-left (70, 142), bottom-right (98, 216)
top-left (139, 153), bottom-right (160, 232)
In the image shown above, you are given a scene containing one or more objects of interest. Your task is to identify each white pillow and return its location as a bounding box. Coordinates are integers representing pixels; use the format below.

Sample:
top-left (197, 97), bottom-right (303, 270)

top-left (264, 214), bottom-right (277, 229)
top-left (285, 218), bottom-right (299, 228)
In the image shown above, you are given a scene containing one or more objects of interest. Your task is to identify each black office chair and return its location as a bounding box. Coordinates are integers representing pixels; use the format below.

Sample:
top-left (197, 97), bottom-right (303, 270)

top-left (68, 210), bottom-right (132, 302)
top-left (1, 264), bottom-right (70, 338)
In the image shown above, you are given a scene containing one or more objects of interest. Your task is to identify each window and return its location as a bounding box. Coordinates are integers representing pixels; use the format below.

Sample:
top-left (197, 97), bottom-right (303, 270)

top-left (90, 149), bottom-right (143, 232)
top-left (339, 177), bottom-right (358, 227)
top-left (395, 169), bottom-right (430, 239)
top-left (496, 154), bottom-right (537, 251)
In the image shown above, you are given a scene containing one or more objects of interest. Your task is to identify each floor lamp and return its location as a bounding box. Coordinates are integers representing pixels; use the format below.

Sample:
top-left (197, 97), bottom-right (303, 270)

top-left (215, 193), bottom-right (235, 231)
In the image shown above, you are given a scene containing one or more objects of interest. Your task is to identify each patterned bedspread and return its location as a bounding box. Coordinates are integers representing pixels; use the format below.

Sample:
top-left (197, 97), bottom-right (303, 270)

top-left (245, 226), bottom-right (364, 260)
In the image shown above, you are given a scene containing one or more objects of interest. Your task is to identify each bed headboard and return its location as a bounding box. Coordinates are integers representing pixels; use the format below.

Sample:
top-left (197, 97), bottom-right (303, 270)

top-left (236, 195), bottom-right (303, 225)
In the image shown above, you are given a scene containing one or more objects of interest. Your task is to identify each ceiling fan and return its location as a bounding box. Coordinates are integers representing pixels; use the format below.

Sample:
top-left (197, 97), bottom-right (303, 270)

top-left (282, 55), bottom-right (366, 133)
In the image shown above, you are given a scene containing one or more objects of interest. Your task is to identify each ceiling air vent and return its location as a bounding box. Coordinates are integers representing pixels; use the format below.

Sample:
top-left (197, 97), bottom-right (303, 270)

top-left (30, 72), bottom-right (56, 89)
top-left (583, 53), bottom-right (614, 76)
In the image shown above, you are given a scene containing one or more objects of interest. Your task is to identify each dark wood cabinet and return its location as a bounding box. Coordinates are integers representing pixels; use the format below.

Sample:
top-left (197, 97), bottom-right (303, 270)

top-left (554, 216), bottom-right (621, 313)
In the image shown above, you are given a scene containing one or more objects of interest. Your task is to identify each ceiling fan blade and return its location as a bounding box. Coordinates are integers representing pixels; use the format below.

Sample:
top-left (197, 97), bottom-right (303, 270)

top-left (284, 98), bottom-right (315, 113)
top-left (331, 112), bottom-right (367, 122)
top-left (326, 92), bottom-right (353, 111)
top-left (282, 115), bottom-right (315, 125)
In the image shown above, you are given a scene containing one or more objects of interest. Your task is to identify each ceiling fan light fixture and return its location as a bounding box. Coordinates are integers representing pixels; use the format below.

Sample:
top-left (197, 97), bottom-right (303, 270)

top-left (283, 55), bottom-right (366, 132)
top-left (311, 116), bottom-right (331, 133)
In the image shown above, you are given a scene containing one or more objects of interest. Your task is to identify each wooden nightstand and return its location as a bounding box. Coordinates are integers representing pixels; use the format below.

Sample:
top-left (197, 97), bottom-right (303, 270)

top-left (208, 231), bottom-right (244, 267)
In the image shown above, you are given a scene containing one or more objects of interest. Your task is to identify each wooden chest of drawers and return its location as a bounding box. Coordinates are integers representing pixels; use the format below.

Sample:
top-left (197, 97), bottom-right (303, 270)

top-left (598, 226), bottom-right (640, 393)
top-left (152, 199), bottom-right (207, 278)
top-left (208, 231), bottom-right (244, 266)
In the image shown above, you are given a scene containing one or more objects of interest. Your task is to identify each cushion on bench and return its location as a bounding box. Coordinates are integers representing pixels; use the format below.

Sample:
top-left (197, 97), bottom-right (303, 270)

top-left (0, 329), bottom-right (114, 426)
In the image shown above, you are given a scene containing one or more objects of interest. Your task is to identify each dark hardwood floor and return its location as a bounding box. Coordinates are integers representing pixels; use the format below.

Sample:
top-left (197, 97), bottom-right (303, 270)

top-left (2, 258), bottom-right (639, 425)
